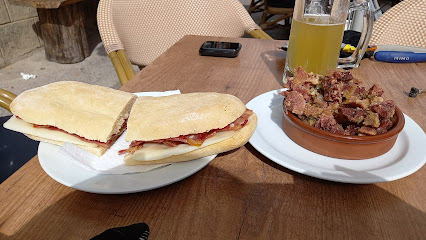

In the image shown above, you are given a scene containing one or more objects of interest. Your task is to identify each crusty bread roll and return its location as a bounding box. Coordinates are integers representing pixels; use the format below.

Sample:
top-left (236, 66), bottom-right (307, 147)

top-left (4, 81), bottom-right (136, 156)
top-left (122, 92), bottom-right (257, 165)
top-left (124, 114), bottom-right (257, 165)
top-left (126, 92), bottom-right (247, 141)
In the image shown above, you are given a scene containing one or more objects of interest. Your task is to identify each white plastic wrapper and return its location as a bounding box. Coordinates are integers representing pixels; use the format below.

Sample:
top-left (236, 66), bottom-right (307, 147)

top-left (21, 73), bottom-right (37, 80)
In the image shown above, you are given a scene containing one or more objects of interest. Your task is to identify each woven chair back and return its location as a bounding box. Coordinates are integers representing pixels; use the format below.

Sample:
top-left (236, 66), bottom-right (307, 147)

top-left (98, 0), bottom-right (260, 66)
top-left (370, 0), bottom-right (426, 48)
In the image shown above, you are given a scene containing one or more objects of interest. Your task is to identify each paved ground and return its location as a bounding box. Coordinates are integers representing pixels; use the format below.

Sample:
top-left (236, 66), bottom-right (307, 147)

top-left (0, 0), bottom-right (393, 117)
top-left (0, 36), bottom-right (128, 117)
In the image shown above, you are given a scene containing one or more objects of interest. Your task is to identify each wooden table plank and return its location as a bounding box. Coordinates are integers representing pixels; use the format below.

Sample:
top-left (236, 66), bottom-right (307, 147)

top-left (120, 36), bottom-right (286, 103)
top-left (1, 35), bottom-right (425, 240)
top-left (351, 61), bottom-right (426, 130)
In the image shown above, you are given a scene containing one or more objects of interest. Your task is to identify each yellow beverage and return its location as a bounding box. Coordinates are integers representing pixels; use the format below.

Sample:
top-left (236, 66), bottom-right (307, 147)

top-left (285, 16), bottom-right (345, 76)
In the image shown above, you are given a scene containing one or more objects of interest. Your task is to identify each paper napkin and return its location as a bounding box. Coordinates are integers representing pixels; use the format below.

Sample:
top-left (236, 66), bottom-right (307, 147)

top-left (57, 90), bottom-right (181, 175)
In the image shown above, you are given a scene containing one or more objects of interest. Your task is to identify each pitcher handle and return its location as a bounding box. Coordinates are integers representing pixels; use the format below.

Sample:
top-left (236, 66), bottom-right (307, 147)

top-left (337, 0), bottom-right (374, 69)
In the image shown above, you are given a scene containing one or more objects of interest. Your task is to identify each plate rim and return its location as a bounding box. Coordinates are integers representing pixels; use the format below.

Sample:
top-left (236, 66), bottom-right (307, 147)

top-left (247, 89), bottom-right (426, 184)
top-left (38, 143), bottom-right (216, 194)
top-left (37, 90), bottom-right (216, 194)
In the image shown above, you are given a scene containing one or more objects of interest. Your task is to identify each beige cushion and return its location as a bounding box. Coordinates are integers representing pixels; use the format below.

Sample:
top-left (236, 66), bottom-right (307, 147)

top-left (98, 0), bottom-right (260, 66)
top-left (370, 0), bottom-right (426, 48)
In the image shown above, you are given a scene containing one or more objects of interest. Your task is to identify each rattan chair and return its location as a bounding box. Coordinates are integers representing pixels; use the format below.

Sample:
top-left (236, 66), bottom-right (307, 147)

top-left (248, 0), bottom-right (265, 14)
top-left (0, 88), bottom-right (16, 112)
top-left (259, 0), bottom-right (294, 30)
top-left (97, 0), bottom-right (273, 85)
top-left (370, 0), bottom-right (426, 48)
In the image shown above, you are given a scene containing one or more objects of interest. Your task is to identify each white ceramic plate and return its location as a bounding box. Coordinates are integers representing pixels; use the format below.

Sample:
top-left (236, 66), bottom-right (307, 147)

top-left (37, 91), bottom-right (215, 194)
top-left (38, 143), bottom-right (215, 194)
top-left (247, 89), bottom-right (426, 184)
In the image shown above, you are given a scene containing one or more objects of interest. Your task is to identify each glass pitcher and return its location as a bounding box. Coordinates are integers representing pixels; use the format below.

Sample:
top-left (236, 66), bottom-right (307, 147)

top-left (284, 0), bottom-right (373, 79)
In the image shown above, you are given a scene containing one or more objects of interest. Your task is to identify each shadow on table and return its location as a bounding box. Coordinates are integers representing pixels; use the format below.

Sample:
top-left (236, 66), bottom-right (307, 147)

top-left (0, 116), bottom-right (39, 184)
top-left (260, 50), bottom-right (287, 87)
top-left (1, 151), bottom-right (425, 239)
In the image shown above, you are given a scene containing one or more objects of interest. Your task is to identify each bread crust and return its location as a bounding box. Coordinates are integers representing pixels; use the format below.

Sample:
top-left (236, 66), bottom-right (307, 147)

top-left (126, 92), bottom-right (247, 141)
top-left (124, 113), bottom-right (257, 165)
top-left (10, 81), bottom-right (136, 142)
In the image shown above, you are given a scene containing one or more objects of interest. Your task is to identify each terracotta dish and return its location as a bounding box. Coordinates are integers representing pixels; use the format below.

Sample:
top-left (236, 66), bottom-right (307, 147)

top-left (281, 106), bottom-right (405, 160)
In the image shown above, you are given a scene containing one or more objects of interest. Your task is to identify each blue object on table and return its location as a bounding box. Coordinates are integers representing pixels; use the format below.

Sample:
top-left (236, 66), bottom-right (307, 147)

top-left (374, 51), bottom-right (426, 63)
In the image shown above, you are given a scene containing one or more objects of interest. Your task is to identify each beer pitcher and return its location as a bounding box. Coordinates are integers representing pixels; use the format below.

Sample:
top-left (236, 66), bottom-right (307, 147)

top-left (284, 0), bottom-right (374, 78)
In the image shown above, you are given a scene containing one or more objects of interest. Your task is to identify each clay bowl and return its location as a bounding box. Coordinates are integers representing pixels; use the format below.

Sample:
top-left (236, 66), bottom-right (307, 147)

top-left (281, 107), bottom-right (405, 160)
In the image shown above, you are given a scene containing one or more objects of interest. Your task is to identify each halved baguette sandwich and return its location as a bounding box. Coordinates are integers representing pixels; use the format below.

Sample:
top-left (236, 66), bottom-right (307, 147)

top-left (3, 81), bottom-right (137, 156)
top-left (120, 92), bottom-right (257, 165)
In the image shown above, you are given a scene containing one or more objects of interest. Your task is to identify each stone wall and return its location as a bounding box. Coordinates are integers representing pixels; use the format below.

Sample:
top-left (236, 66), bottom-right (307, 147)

top-left (0, 0), bottom-right (42, 68)
top-left (0, 0), bottom-right (101, 68)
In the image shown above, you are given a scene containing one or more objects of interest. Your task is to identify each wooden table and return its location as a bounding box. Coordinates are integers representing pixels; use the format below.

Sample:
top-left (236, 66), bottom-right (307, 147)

top-left (9, 0), bottom-right (89, 63)
top-left (1, 35), bottom-right (425, 239)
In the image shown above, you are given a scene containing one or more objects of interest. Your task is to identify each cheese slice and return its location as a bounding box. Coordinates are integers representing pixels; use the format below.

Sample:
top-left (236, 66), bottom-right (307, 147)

top-left (131, 130), bottom-right (236, 161)
top-left (3, 115), bottom-right (99, 148)
top-left (24, 134), bottom-right (107, 156)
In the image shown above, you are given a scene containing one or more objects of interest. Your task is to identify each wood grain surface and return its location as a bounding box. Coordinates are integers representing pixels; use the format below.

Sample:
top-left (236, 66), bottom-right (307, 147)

top-left (0, 35), bottom-right (424, 240)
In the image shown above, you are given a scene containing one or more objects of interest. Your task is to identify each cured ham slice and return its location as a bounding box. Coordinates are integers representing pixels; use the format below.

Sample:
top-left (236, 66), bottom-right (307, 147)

top-left (119, 109), bottom-right (253, 155)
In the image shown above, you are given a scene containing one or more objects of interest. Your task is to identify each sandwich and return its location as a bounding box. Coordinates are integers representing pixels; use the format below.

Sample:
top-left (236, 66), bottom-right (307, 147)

top-left (119, 92), bottom-right (258, 165)
top-left (3, 81), bottom-right (137, 156)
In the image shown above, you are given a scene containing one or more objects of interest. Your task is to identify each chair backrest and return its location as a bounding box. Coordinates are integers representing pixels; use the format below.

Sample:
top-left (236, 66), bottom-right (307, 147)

top-left (369, 0), bottom-right (426, 48)
top-left (98, 0), bottom-right (260, 67)
top-left (259, 0), bottom-right (294, 29)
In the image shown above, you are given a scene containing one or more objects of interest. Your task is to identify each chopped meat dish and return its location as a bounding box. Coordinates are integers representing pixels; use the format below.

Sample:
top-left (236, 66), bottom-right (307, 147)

top-left (281, 67), bottom-right (397, 136)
